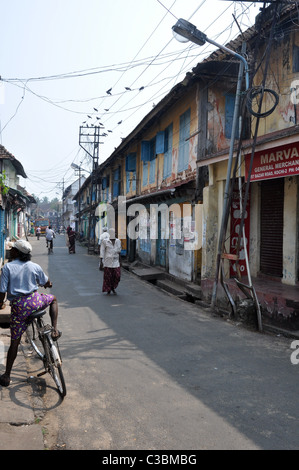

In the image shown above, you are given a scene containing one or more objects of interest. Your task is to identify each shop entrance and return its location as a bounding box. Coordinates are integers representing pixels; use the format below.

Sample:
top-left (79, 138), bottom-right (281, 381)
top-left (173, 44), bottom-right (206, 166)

top-left (260, 178), bottom-right (284, 277)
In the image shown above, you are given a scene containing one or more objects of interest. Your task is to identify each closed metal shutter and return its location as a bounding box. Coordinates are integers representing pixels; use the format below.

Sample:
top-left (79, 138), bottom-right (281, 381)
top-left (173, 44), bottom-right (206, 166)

top-left (260, 178), bottom-right (284, 277)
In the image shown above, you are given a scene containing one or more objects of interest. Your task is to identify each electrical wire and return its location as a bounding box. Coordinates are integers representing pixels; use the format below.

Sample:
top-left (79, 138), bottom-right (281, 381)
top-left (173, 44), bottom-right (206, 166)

top-left (104, 2), bottom-right (254, 134)
top-left (2, 1), bottom-right (258, 198)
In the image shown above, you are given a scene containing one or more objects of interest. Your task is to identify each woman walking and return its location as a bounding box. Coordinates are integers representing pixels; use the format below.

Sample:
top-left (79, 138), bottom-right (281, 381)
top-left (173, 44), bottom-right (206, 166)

top-left (68, 227), bottom-right (76, 254)
top-left (100, 228), bottom-right (121, 294)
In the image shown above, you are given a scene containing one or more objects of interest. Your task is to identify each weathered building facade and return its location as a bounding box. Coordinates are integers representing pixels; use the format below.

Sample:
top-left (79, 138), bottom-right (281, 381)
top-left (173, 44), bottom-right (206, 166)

top-left (74, 3), bottom-right (299, 330)
top-left (198, 3), bottom-right (299, 329)
top-left (0, 145), bottom-right (34, 265)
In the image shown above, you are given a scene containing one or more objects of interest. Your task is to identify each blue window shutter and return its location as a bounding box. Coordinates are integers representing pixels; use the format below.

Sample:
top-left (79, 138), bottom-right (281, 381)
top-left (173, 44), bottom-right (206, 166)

top-left (125, 155), bottom-right (130, 171)
top-left (102, 177), bottom-right (107, 190)
top-left (225, 94), bottom-right (239, 139)
top-left (149, 159), bottom-right (156, 184)
top-left (149, 138), bottom-right (156, 161)
top-left (178, 109), bottom-right (190, 172)
top-left (141, 141), bottom-right (151, 161)
top-left (126, 172), bottom-right (130, 193)
top-left (142, 139), bottom-right (156, 161)
top-left (113, 167), bottom-right (120, 198)
top-left (113, 167), bottom-right (119, 183)
top-left (142, 161), bottom-right (148, 186)
top-left (126, 153), bottom-right (137, 171)
top-left (155, 131), bottom-right (165, 154)
top-left (163, 124), bottom-right (173, 178)
top-left (132, 172), bottom-right (136, 191)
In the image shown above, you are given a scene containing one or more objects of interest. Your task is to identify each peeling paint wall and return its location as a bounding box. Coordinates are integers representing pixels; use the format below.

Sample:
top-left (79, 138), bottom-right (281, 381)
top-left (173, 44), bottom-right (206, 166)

top-left (206, 86), bottom-right (235, 154)
top-left (139, 85), bottom-right (198, 194)
top-left (131, 85), bottom-right (199, 280)
top-left (254, 27), bottom-right (299, 135)
top-left (199, 20), bottom-right (299, 320)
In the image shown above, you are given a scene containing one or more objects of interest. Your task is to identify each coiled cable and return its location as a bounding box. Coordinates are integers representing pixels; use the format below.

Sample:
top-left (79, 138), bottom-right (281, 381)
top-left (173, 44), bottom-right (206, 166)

top-left (246, 86), bottom-right (279, 117)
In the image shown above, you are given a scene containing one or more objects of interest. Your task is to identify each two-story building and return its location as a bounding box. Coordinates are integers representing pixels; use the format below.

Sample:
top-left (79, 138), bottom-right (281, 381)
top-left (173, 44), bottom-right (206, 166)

top-left (76, 58), bottom-right (239, 283)
top-left (197, 3), bottom-right (299, 330)
top-left (74, 3), bottom-right (299, 331)
top-left (62, 176), bottom-right (86, 230)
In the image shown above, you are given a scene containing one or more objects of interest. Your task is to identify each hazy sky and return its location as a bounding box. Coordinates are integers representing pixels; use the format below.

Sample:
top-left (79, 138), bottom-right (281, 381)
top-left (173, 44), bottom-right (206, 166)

top-left (0, 0), bottom-right (258, 200)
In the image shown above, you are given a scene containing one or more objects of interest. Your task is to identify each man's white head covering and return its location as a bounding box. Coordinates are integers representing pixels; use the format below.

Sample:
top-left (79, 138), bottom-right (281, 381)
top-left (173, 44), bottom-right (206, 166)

top-left (11, 240), bottom-right (32, 254)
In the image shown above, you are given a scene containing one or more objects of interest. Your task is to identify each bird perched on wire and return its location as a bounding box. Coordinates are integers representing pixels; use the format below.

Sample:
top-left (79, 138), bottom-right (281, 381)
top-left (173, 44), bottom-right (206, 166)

top-left (106, 88), bottom-right (112, 95)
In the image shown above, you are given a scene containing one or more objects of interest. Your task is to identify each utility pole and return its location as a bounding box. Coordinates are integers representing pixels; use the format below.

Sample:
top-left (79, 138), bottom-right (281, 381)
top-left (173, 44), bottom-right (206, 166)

top-left (61, 178), bottom-right (65, 228)
top-left (79, 125), bottom-right (103, 253)
top-left (71, 162), bottom-right (90, 234)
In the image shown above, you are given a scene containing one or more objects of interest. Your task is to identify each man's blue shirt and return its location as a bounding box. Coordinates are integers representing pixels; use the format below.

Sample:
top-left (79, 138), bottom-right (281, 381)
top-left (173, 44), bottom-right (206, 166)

top-left (0, 260), bottom-right (48, 300)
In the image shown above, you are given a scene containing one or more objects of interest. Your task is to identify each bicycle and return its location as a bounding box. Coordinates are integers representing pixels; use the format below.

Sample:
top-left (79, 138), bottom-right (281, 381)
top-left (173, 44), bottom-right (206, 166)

top-left (47, 239), bottom-right (53, 255)
top-left (26, 310), bottom-right (66, 398)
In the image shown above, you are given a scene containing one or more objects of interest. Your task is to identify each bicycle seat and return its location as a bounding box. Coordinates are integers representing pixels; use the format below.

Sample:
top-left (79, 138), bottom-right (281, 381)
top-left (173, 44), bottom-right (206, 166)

top-left (29, 310), bottom-right (47, 319)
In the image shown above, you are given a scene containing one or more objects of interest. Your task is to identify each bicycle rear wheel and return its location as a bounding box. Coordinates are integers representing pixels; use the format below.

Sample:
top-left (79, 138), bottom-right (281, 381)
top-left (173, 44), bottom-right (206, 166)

top-left (26, 321), bottom-right (44, 360)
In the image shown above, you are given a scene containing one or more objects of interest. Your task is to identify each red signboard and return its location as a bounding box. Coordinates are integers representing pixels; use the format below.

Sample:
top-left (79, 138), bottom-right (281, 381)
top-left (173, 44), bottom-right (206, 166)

top-left (245, 141), bottom-right (299, 181)
top-left (230, 180), bottom-right (250, 277)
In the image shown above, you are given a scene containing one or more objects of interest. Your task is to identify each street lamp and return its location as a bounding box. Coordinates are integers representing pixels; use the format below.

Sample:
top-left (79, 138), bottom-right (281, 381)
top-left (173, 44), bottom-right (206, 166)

top-left (172, 19), bottom-right (250, 307)
top-left (71, 163), bottom-right (90, 173)
top-left (172, 19), bottom-right (249, 87)
top-left (172, 18), bottom-right (207, 45)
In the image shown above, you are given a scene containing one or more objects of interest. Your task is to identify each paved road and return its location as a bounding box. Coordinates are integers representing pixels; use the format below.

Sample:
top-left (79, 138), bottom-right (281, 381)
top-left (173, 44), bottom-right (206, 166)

top-left (28, 234), bottom-right (298, 450)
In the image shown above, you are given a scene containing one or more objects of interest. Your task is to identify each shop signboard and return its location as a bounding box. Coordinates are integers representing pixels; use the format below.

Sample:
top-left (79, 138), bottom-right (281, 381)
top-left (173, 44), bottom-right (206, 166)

top-left (245, 141), bottom-right (299, 181)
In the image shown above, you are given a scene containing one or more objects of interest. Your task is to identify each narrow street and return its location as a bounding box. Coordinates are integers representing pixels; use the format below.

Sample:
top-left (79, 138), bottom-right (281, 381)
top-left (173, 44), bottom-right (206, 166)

top-left (28, 234), bottom-right (298, 450)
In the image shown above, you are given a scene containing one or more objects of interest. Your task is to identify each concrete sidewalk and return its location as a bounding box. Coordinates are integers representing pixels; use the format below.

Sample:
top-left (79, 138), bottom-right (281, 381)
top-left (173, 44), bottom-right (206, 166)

top-left (0, 306), bottom-right (45, 450)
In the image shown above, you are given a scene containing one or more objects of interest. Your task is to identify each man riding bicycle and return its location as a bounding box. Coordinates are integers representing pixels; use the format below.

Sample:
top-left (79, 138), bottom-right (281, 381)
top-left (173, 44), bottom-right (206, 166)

top-left (0, 240), bottom-right (60, 387)
top-left (46, 226), bottom-right (55, 252)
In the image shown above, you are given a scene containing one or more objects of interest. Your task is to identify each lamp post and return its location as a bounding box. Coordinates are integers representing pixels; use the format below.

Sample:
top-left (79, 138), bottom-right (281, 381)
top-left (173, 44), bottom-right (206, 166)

top-left (172, 19), bottom-right (249, 307)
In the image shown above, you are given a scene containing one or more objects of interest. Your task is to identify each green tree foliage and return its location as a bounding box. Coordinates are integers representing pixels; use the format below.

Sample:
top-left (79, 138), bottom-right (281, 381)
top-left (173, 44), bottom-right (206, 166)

top-left (0, 171), bottom-right (9, 196)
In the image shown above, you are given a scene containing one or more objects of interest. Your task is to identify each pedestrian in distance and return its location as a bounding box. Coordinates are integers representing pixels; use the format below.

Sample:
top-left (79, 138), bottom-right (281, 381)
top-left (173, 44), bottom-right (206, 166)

top-left (68, 227), bottom-right (76, 254)
top-left (98, 227), bottom-right (110, 246)
top-left (36, 226), bottom-right (41, 240)
top-left (98, 227), bottom-right (109, 268)
top-left (100, 228), bottom-right (121, 294)
top-left (0, 240), bottom-right (60, 387)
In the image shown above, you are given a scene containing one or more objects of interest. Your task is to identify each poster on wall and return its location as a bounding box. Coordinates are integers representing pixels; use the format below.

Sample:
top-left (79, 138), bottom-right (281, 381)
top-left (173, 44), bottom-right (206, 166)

top-left (245, 141), bottom-right (299, 181)
top-left (230, 180), bottom-right (250, 277)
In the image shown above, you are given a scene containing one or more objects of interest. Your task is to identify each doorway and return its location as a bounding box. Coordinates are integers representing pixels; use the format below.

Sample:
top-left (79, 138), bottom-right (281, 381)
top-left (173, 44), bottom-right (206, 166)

top-left (260, 178), bottom-right (284, 277)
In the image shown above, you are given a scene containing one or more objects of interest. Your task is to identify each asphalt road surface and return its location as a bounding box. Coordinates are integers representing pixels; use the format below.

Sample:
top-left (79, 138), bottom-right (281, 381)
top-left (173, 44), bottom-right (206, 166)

top-left (27, 234), bottom-right (298, 450)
